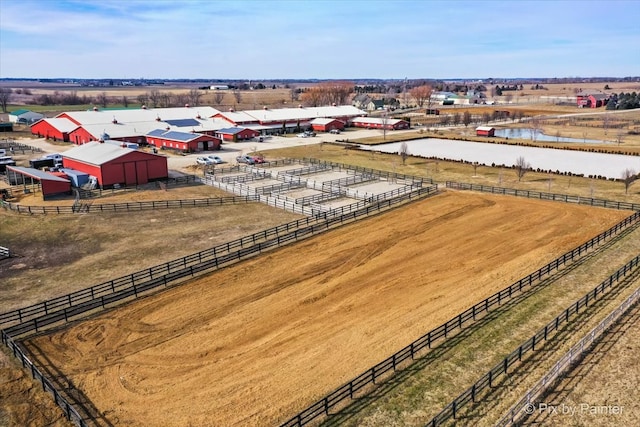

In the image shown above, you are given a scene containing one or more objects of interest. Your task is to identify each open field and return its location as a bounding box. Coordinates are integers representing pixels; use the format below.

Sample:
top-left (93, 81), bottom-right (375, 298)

top-left (0, 191), bottom-right (301, 313)
top-left (20, 192), bottom-right (628, 426)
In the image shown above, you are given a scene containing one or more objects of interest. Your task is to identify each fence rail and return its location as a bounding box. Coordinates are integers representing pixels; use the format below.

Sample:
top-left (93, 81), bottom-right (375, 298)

top-left (1, 331), bottom-right (87, 427)
top-left (495, 283), bottom-right (640, 427)
top-left (279, 210), bottom-right (640, 427)
top-left (426, 254), bottom-right (640, 426)
top-left (0, 186), bottom-right (437, 332)
top-left (0, 195), bottom-right (261, 215)
top-left (446, 181), bottom-right (640, 211)
top-left (0, 245), bottom-right (10, 259)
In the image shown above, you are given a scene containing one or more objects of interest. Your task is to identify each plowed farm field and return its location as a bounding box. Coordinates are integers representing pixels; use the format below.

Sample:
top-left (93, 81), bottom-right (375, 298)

top-left (22, 191), bottom-right (629, 426)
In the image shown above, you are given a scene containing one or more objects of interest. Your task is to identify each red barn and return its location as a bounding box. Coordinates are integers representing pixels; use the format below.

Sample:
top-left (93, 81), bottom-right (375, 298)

top-left (310, 118), bottom-right (345, 132)
top-left (30, 118), bottom-right (78, 142)
top-left (476, 126), bottom-right (495, 137)
top-left (146, 129), bottom-right (221, 152)
top-left (215, 127), bottom-right (260, 142)
top-left (61, 141), bottom-right (168, 188)
top-left (576, 90), bottom-right (609, 108)
top-left (351, 117), bottom-right (409, 130)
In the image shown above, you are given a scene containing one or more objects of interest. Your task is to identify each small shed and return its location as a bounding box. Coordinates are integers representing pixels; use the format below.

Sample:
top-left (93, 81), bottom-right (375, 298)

top-left (5, 166), bottom-right (71, 199)
top-left (476, 126), bottom-right (495, 137)
top-left (310, 118), bottom-right (345, 132)
top-left (9, 109), bottom-right (44, 124)
top-left (215, 127), bottom-right (260, 142)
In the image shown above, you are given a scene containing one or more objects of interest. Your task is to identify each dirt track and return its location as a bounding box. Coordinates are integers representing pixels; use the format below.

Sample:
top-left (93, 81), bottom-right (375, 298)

top-left (23, 191), bottom-right (629, 426)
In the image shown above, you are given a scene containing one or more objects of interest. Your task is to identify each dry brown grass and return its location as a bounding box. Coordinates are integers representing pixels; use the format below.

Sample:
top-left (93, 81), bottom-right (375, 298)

top-left (0, 186), bottom-right (302, 313)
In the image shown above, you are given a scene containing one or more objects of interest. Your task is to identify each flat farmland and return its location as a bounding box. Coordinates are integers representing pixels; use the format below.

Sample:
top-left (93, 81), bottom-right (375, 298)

top-left (21, 191), bottom-right (628, 426)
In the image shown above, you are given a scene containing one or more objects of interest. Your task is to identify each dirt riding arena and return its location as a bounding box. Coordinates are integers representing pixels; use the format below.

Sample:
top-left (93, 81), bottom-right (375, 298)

top-left (22, 192), bottom-right (628, 426)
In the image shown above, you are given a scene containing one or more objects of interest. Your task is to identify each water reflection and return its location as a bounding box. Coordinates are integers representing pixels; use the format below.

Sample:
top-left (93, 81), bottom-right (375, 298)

top-left (493, 128), bottom-right (604, 144)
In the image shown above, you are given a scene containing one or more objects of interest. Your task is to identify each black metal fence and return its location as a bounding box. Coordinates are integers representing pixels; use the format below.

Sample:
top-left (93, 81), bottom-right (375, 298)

top-left (446, 181), bottom-right (640, 211)
top-left (0, 186), bottom-right (437, 332)
top-left (0, 330), bottom-right (87, 427)
top-left (0, 245), bottom-right (10, 259)
top-left (279, 210), bottom-right (640, 427)
top-left (426, 254), bottom-right (640, 426)
top-left (0, 195), bottom-right (260, 215)
top-left (495, 283), bottom-right (640, 427)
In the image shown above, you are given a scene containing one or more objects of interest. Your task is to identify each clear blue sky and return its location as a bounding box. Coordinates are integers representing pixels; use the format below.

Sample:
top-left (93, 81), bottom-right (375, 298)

top-left (1, 0), bottom-right (639, 80)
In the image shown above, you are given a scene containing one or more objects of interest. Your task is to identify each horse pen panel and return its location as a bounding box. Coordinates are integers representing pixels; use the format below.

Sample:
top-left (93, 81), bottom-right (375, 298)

top-left (22, 192), bottom-right (629, 427)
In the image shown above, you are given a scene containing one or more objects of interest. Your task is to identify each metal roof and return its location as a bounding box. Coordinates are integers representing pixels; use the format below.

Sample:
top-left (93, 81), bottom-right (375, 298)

top-left (476, 126), bottom-right (495, 131)
top-left (6, 166), bottom-right (70, 182)
top-left (310, 117), bottom-right (342, 125)
top-left (146, 129), bottom-right (211, 142)
top-left (59, 106), bottom-right (221, 126)
top-left (351, 117), bottom-right (406, 125)
top-left (217, 127), bottom-right (249, 135)
top-left (164, 118), bottom-right (201, 127)
top-left (10, 109), bottom-right (31, 116)
top-left (62, 141), bottom-right (138, 165)
top-left (37, 118), bottom-right (79, 133)
top-left (240, 105), bottom-right (366, 123)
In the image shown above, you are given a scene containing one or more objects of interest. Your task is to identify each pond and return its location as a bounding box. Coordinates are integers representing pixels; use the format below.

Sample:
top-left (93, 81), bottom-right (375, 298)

top-left (359, 138), bottom-right (640, 180)
top-left (493, 128), bottom-right (604, 144)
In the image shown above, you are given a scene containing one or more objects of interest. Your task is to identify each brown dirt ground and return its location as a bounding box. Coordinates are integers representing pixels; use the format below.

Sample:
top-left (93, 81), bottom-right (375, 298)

top-left (0, 347), bottom-right (74, 427)
top-left (22, 191), bottom-right (628, 427)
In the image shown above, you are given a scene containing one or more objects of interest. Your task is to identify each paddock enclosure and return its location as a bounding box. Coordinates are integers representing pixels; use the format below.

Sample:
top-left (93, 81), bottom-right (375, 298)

top-left (22, 191), bottom-right (628, 426)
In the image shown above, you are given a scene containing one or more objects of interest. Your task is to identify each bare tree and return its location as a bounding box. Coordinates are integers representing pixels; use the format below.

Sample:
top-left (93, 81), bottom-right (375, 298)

top-left (289, 86), bottom-right (298, 102)
top-left (616, 128), bottom-right (625, 146)
top-left (96, 92), bottom-right (109, 108)
top-left (0, 88), bottom-right (12, 112)
top-left (622, 168), bottom-right (636, 194)
top-left (514, 156), bottom-right (531, 181)
top-left (174, 93), bottom-right (189, 107)
top-left (462, 111), bottom-right (472, 127)
top-left (148, 90), bottom-right (162, 108)
top-left (137, 93), bottom-right (148, 107)
top-left (121, 96), bottom-right (129, 108)
top-left (530, 116), bottom-right (541, 142)
top-left (399, 141), bottom-right (409, 165)
top-left (188, 89), bottom-right (202, 106)
top-left (213, 91), bottom-right (225, 105)
top-left (409, 84), bottom-right (433, 108)
top-left (603, 113), bottom-right (611, 135)
top-left (381, 110), bottom-right (389, 140)
top-left (157, 92), bottom-right (171, 107)
top-left (232, 90), bottom-right (242, 105)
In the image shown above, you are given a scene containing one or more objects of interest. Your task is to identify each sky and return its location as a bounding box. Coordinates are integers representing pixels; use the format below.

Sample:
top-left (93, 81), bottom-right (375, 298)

top-left (1, 0), bottom-right (639, 80)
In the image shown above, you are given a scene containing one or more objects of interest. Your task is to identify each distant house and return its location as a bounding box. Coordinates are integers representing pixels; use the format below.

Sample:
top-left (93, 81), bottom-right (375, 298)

top-left (352, 94), bottom-right (372, 109)
top-left (9, 109), bottom-right (44, 124)
top-left (476, 126), bottom-right (495, 137)
top-left (576, 90), bottom-right (609, 108)
top-left (366, 100), bottom-right (386, 111)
